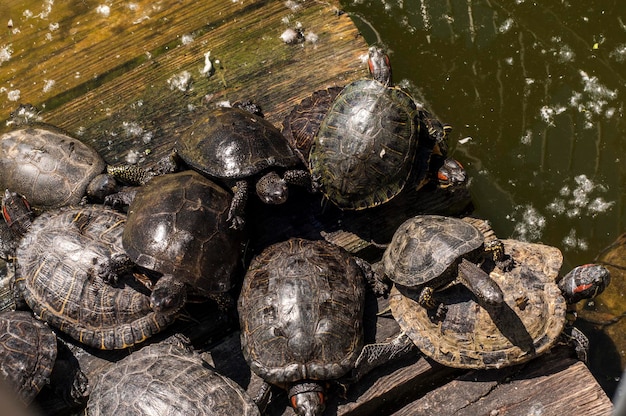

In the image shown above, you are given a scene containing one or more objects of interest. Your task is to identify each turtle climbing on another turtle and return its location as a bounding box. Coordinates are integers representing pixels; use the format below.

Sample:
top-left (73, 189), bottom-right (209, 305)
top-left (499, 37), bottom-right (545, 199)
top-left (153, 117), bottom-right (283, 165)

top-left (13, 204), bottom-right (175, 349)
top-left (238, 238), bottom-right (386, 416)
top-left (86, 336), bottom-right (260, 416)
top-left (382, 215), bottom-right (506, 317)
top-left (297, 46), bottom-right (457, 210)
top-left (122, 170), bottom-right (244, 314)
top-left (0, 117), bottom-right (152, 212)
top-left (157, 105), bottom-right (310, 229)
top-left (386, 239), bottom-right (610, 370)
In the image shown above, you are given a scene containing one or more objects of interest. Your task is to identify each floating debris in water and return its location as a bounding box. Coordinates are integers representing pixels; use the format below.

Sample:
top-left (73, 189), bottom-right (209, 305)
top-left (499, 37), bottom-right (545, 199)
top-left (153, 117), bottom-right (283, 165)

top-left (546, 174), bottom-right (614, 219)
top-left (562, 229), bottom-right (588, 251)
top-left (498, 18), bottom-right (515, 33)
top-left (609, 44), bottom-right (626, 62)
top-left (125, 150), bottom-right (141, 164)
top-left (6, 89), bottom-right (21, 101)
top-left (167, 71), bottom-right (192, 92)
top-left (509, 205), bottom-right (546, 241)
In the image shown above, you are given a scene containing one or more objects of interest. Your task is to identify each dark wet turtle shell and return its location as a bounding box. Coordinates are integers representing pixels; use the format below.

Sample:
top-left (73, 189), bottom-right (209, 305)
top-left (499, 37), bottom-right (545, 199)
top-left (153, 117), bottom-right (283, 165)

top-left (0, 127), bottom-right (105, 210)
top-left (123, 170), bottom-right (242, 297)
top-left (87, 340), bottom-right (260, 416)
top-left (309, 78), bottom-right (421, 210)
top-left (176, 107), bottom-right (300, 180)
top-left (239, 238), bottom-right (365, 414)
top-left (0, 310), bottom-right (57, 404)
top-left (16, 205), bottom-right (173, 349)
top-left (389, 239), bottom-right (568, 369)
top-left (282, 86), bottom-right (343, 164)
top-left (383, 215), bottom-right (486, 289)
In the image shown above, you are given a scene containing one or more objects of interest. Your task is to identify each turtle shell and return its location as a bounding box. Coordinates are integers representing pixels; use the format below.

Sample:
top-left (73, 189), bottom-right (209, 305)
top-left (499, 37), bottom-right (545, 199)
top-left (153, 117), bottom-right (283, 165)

top-left (0, 310), bottom-right (57, 404)
top-left (0, 127), bottom-right (105, 210)
top-left (87, 341), bottom-right (260, 416)
top-left (309, 79), bottom-right (421, 210)
top-left (390, 239), bottom-right (567, 369)
top-left (176, 107), bottom-right (299, 180)
top-left (282, 86), bottom-right (343, 164)
top-left (16, 205), bottom-right (173, 349)
top-left (238, 238), bottom-right (365, 385)
top-left (383, 215), bottom-right (485, 289)
top-left (123, 170), bottom-right (242, 295)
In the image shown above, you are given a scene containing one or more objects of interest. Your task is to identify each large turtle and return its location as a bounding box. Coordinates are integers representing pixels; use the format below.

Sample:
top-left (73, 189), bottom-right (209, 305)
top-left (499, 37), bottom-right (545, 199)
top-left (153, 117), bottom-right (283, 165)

top-left (304, 46), bottom-right (453, 210)
top-left (238, 238), bottom-right (370, 416)
top-left (388, 239), bottom-right (610, 369)
top-left (0, 123), bottom-right (150, 212)
top-left (122, 170), bottom-right (243, 313)
top-left (382, 215), bottom-right (506, 316)
top-left (172, 106), bottom-right (310, 229)
top-left (14, 205), bottom-right (174, 349)
top-left (87, 337), bottom-right (260, 416)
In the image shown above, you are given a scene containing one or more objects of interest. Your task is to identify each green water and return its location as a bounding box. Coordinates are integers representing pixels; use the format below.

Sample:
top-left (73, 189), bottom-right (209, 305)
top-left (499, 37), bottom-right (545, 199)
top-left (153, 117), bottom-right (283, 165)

top-left (340, 0), bottom-right (625, 397)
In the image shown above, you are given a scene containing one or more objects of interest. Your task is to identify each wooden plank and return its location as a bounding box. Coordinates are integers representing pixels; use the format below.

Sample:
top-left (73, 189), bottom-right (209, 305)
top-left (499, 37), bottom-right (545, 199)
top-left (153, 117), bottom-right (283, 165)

top-left (391, 347), bottom-right (613, 416)
top-left (1, 0), bottom-right (368, 168)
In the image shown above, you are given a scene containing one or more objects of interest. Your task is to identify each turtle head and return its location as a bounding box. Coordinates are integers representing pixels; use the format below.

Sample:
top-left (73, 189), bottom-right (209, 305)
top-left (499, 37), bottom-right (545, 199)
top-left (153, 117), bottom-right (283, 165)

top-left (288, 382), bottom-right (326, 416)
top-left (367, 46), bottom-right (392, 86)
top-left (150, 275), bottom-right (187, 315)
top-left (256, 171), bottom-right (289, 205)
top-left (86, 174), bottom-right (120, 202)
top-left (2, 189), bottom-right (34, 236)
top-left (558, 264), bottom-right (610, 304)
top-left (437, 158), bottom-right (467, 189)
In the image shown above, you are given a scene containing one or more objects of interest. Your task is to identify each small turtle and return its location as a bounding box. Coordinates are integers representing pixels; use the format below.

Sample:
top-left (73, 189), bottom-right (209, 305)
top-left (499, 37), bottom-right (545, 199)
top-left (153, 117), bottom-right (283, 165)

top-left (122, 170), bottom-right (243, 313)
top-left (239, 238), bottom-right (376, 415)
top-left (14, 205), bottom-right (174, 349)
top-left (170, 106), bottom-right (310, 229)
top-left (304, 46), bottom-right (453, 210)
top-left (388, 239), bottom-right (610, 369)
top-left (382, 215), bottom-right (506, 316)
top-left (87, 337), bottom-right (260, 415)
top-left (0, 124), bottom-right (150, 212)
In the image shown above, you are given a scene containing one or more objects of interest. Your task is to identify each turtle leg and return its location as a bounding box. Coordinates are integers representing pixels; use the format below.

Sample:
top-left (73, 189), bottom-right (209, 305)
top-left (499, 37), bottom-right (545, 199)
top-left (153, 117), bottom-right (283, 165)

top-left (418, 287), bottom-right (448, 320)
top-left (92, 252), bottom-right (135, 284)
top-left (354, 257), bottom-right (391, 297)
top-left (103, 188), bottom-right (138, 208)
top-left (252, 381), bottom-right (273, 413)
top-left (228, 180), bottom-right (249, 230)
top-left (351, 332), bottom-right (418, 381)
top-left (560, 326), bottom-right (590, 362)
top-left (283, 169), bottom-right (313, 191)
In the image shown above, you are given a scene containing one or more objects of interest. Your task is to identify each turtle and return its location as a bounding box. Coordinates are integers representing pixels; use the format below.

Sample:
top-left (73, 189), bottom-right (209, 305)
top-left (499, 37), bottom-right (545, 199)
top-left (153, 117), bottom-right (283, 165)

top-left (382, 215), bottom-right (506, 317)
top-left (304, 46), bottom-right (455, 210)
top-left (170, 106), bottom-right (310, 229)
top-left (0, 310), bottom-right (58, 405)
top-left (0, 123), bottom-right (151, 212)
top-left (122, 170), bottom-right (243, 314)
top-left (388, 239), bottom-right (611, 369)
top-left (86, 337), bottom-right (260, 416)
top-left (238, 238), bottom-right (374, 415)
top-left (14, 205), bottom-right (175, 349)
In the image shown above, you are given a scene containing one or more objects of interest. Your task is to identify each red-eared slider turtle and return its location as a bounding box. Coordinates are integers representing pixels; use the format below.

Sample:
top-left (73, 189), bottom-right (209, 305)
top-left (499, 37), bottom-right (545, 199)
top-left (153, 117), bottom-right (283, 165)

top-left (123, 170), bottom-right (243, 313)
top-left (389, 239), bottom-right (610, 369)
top-left (87, 337), bottom-right (260, 416)
top-left (0, 125), bottom-right (150, 211)
top-left (173, 106), bottom-right (309, 229)
top-left (0, 310), bottom-right (57, 404)
top-left (15, 205), bottom-right (174, 349)
top-left (238, 238), bottom-right (369, 415)
top-left (305, 46), bottom-right (455, 210)
top-left (383, 215), bottom-right (505, 316)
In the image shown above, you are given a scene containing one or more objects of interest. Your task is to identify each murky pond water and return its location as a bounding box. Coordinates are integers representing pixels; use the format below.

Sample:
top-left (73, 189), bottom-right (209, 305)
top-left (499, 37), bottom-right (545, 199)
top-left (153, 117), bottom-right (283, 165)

top-left (340, 0), bottom-right (625, 397)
